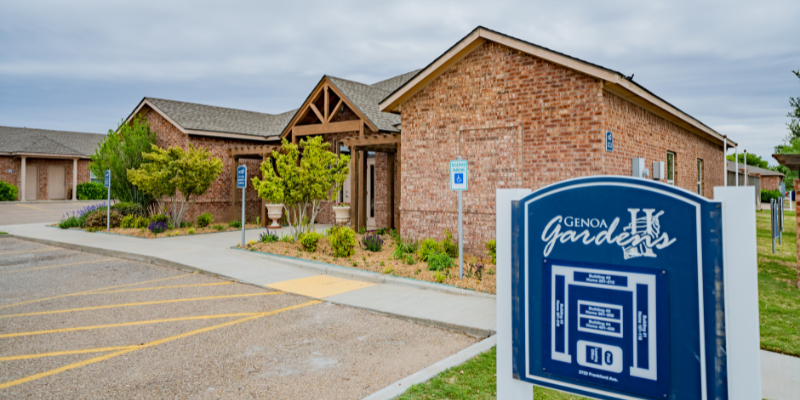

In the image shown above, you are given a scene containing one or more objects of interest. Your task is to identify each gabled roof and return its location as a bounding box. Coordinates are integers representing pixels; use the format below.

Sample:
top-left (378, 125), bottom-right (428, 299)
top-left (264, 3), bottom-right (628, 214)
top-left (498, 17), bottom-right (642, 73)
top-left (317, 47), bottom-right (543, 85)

top-left (379, 26), bottom-right (733, 146)
top-left (127, 97), bottom-right (295, 140)
top-left (0, 125), bottom-right (105, 157)
top-left (727, 160), bottom-right (784, 177)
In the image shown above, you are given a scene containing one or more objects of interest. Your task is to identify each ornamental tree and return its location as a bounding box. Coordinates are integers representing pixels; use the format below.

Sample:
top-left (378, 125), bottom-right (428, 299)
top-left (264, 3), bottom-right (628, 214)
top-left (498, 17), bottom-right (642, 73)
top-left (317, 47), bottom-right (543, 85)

top-left (251, 136), bottom-right (350, 239)
top-left (127, 143), bottom-right (223, 228)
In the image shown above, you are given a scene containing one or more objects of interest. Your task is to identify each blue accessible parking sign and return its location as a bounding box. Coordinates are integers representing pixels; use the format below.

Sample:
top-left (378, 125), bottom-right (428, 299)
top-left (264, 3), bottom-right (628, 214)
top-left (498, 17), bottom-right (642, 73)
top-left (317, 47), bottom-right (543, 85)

top-left (512, 176), bottom-right (727, 400)
top-left (236, 165), bottom-right (247, 189)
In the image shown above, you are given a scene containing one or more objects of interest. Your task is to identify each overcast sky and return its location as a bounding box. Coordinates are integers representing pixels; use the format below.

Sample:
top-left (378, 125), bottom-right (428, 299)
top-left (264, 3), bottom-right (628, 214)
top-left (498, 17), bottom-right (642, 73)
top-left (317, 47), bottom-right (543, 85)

top-left (1, 0), bottom-right (798, 165)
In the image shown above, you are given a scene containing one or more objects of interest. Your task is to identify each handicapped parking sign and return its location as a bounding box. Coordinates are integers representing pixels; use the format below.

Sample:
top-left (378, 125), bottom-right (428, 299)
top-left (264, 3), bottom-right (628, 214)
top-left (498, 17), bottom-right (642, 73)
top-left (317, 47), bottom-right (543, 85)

top-left (236, 165), bottom-right (247, 189)
top-left (450, 160), bottom-right (468, 191)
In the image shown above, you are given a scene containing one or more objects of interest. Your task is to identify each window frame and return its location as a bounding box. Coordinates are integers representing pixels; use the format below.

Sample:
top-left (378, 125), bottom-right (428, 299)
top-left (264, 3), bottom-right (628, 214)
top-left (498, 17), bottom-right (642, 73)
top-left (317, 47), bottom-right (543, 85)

top-left (697, 158), bottom-right (704, 195)
top-left (666, 151), bottom-right (675, 185)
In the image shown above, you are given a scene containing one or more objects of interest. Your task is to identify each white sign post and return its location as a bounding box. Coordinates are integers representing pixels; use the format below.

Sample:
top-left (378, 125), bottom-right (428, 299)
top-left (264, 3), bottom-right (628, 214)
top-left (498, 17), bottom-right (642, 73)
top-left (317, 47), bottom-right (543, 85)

top-left (450, 158), bottom-right (468, 279)
top-left (104, 170), bottom-right (111, 231)
top-left (237, 165), bottom-right (247, 246)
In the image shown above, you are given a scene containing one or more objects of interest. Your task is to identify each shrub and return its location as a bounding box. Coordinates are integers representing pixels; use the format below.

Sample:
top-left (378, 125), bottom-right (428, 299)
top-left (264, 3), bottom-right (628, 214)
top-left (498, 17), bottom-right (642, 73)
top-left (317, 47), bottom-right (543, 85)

top-left (417, 238), bottom-right (443, 261)
top-left (328, 226), bottom-right (356, 257)
top-left (187, 228), bottom-right (196, 235)
top-left (83, 209), bottom-right (122, 229)
top-left (761, 189), bottom-right (782, 202)
top-left (469, 262), bottom-right (485, 281)
top-left (120, 214), bottom-right (136, 228)
top-left (360, 234), bottom-right (384, 252)
top-left (281, 234), bottom-right (295, 243)
top-left (382, 267), bottom-right (393, 274)
top-left (0, 180), bottom-right (19, 201)
top-left (486, 239), bottom-right (497, 264)
top-left (211, 224), bottom-right (226, 231)
top-left (77, 182), bottom-right (106, 200)
top-left (299, 232), bottom-right (323, 252)
top-left (111, 202), bottom-right (144, 216)
top-left (133, 216), bottom-right (149, 229)
top-left (442, 230), bottom-right (458, 258)
top-left (197, 212), bottom-right (213, 228)
top-left (393, 236), bottom-right (418, 260)
top-left (433, 272), bottom-right (446, 283)
top-left (148, 221), bottom-right (168, 235)
top-left (180, 221), bottom-right (193, 228)
top-left (376, 227), bottom-right (388, 235)
top-left (58, 216), bottom-right (80, 229)
top-left (229, 220), bottom-right (242, 228)
top-left (403, 254), bottom-right (416, 265)
top-left (259, 229), bottom-right (279, 243)
top-left (427, 252), bottom-right (454, 271)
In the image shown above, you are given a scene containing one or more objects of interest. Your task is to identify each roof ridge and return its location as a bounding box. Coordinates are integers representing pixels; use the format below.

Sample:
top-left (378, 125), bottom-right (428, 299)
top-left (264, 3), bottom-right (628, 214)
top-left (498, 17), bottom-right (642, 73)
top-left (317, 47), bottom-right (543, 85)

top-left (145, 97), bottom-right (280, 117)
top-left (0, 125), bottom-right (102, 137)
top-left (326, 76), bottom-right (392, 93)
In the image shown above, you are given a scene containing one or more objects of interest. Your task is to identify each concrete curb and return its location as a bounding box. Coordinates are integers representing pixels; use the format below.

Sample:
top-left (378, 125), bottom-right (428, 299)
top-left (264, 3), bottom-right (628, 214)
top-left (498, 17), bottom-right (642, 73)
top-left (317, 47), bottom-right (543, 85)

top-left (232, 248), bottom-right (496, 300)
top-left (361, 335), bottom-right (497, 400)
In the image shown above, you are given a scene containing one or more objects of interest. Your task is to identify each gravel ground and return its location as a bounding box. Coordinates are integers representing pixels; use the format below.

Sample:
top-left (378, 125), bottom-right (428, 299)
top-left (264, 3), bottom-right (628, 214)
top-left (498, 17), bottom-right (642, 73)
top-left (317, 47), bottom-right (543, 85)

top-left (0, 238), bottom-right (478, 399)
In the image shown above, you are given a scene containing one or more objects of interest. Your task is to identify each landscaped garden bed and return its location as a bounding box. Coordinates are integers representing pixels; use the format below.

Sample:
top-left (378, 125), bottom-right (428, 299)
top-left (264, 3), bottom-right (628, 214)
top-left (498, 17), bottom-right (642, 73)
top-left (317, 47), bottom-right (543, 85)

top-left (240, 227), bottom-right (498, 294)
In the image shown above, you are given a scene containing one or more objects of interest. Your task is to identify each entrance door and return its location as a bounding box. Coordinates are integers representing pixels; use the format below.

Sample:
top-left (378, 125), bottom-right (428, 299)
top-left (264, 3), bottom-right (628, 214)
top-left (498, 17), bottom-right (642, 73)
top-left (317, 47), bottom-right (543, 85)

top-left (367, 157), bottom-right (375, 227)
top-left (47, 165), bottom-right (66, 200)
top-left (25, 164), bottom-right (38, 200)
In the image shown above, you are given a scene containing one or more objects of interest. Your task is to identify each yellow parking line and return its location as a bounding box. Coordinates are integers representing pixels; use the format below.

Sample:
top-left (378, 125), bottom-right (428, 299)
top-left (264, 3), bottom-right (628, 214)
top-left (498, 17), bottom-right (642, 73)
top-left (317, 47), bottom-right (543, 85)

top-left (266, 275), bottom-right (375, 298)
top-left (0, 248), bottom-right (58, 256)
top-left (0, 258), bottom-right (114, 275)
top-left (0, 274), bottom-right (191, 310)
top-left (0, 292), bottom-right (284, 319)
top-left (0, 300), bottom-right (320, 390)
top-left (0, 346), bottom-right (139, 361)
top-left (90, 281), bottom-right (232, 295)
top-left (16, 204), bottom-right (51, 212)
top-left (0, 312), bottom-right (261, 339)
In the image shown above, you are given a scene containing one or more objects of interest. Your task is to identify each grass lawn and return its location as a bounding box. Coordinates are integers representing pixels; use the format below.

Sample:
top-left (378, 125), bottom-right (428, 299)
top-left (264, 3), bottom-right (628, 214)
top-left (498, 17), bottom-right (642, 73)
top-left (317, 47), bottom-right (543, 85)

top-left (400, 208), bottom-right (800, 399)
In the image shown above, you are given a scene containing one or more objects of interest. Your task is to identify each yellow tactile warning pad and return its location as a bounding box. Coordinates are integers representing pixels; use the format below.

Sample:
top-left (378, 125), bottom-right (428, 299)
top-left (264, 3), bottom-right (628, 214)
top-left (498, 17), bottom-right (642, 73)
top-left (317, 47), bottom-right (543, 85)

top-left (265, 275), bottom-right (375, 299)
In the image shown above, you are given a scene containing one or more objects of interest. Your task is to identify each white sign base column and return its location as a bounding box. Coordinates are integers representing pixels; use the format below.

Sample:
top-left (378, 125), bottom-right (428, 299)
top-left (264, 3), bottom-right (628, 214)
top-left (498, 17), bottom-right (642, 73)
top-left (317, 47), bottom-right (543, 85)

top-left (497, 189), bottom-right (533, 399)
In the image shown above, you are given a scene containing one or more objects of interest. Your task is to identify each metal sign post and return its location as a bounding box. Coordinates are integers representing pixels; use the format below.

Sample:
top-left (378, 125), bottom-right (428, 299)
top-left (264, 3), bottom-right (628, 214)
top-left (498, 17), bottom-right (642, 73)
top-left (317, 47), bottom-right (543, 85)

top-left (104, 170), bottom-right (110, 231)
top-left (450, 158), bottom-right (468, 279)
top-left (237, 165), bottom-right (247, 246)
top-left (506, 176), bottom-right (760, 400)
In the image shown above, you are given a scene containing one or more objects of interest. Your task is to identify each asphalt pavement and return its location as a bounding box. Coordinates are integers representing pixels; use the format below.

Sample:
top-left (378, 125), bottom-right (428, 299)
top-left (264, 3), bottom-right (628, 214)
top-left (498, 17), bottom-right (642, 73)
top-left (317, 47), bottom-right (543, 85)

top-left (0, 201), bottom-right (104, 226)
top-left (0, 237), bottom-right (477, 399)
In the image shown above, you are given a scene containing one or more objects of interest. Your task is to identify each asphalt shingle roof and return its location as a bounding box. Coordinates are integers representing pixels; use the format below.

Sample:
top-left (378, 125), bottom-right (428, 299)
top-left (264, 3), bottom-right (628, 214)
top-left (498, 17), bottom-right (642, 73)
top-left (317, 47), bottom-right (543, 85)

top-left (726, 160), bottom-right (784, 176)
top-left (0, 126), bottom-right (105, 157)
top-left (146, 97), bottom-right (296, 138)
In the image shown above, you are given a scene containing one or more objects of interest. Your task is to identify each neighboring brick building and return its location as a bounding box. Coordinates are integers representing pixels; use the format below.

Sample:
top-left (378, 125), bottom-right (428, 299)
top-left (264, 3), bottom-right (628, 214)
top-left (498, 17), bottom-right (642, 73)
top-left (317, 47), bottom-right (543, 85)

top-left (0, 126), bottom-right (104, 201)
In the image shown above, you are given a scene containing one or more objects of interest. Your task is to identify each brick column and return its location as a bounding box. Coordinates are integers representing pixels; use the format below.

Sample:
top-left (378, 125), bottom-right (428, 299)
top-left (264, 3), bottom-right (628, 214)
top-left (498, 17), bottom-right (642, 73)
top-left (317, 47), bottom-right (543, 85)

top-left (795, 179), bottom-right (800, 289)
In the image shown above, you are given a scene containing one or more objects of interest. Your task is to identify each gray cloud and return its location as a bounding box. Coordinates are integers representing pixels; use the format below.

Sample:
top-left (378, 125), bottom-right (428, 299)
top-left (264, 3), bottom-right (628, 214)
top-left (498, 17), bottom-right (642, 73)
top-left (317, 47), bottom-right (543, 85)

top-left (1, 0), bottom-right (798, 163)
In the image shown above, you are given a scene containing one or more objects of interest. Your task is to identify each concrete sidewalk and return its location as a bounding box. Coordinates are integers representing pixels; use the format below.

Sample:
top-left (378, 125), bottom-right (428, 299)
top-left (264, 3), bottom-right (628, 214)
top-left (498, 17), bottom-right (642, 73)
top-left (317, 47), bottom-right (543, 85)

top-left (0, 223), bottom-right (496, 338)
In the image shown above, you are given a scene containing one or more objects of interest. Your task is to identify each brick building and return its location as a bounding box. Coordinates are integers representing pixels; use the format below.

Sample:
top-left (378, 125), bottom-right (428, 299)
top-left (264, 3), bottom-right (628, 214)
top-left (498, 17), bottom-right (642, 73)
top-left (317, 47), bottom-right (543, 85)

top-left (121, 27), bottom-right (734, 255)
top-left (0, 126), bottom-right (105, 201)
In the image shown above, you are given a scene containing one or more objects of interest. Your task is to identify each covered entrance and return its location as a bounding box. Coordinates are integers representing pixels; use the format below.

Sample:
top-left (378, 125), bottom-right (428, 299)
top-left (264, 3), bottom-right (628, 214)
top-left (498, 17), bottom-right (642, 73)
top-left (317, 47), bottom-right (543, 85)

top-left (226, 144), bottom-right (281, 227)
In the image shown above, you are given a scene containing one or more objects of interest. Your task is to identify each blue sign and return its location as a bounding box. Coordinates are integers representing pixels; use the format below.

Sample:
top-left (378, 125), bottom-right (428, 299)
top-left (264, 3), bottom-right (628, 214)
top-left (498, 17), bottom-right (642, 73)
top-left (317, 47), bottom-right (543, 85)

top-left (104, 170), bottom-right (110, 188)
top-left (450, 160), bottom-right (468, 191)
top-left (236, 165), bottom-right (247, 189)
top-left (512, 176), bottom-right (727, 400)
top-left (606, 131), bottom-right (613, 152)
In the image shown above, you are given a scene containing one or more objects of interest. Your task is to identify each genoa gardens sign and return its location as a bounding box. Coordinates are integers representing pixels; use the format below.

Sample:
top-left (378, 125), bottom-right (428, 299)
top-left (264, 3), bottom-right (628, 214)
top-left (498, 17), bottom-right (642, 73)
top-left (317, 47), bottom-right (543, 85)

top-left (503, 176), bottom-right (760, 400)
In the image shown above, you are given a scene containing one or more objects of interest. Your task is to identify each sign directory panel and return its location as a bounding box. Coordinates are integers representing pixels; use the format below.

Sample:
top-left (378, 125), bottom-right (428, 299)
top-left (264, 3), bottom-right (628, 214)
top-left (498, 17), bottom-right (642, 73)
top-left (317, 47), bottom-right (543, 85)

top-left (606, 131), bottom-right (613, 152)
top-left (512, 176), bottom-right (727, 400)
top-left (450, 160), bottom-right (468, 191)
top-left (236, 165), bottom-right (247, 189)
top-left (104, 170), bottom-right (110, 188)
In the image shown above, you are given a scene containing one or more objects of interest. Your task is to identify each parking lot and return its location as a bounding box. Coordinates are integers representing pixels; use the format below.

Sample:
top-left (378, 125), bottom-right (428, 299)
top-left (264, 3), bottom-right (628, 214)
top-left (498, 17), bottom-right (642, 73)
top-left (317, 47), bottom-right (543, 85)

top-left (0, 237), bottom-right (477, 399)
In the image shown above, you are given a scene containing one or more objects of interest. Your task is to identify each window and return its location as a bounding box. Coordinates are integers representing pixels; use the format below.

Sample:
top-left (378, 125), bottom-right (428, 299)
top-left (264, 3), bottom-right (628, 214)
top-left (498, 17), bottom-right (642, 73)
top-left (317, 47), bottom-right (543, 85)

top-left (90, 171), bottom-right (100, 184)
top-left (666, 152), bottom-right (675, 185)
top-left (697, 159), bottom-right (704, 195)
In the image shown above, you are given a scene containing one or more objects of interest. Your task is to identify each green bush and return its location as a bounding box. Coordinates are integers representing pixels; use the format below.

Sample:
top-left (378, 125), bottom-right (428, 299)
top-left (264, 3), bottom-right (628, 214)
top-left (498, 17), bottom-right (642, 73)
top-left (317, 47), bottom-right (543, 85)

top-left (281, 234), bottom-right (295, 243)
top-left (486, 239), bottom-right (497, 264)
top-left (761, 189), bottom-right (782, 202)
top-left (211, 224), bottom-right (226, 231)
top-left (120, 214), bottom-right (136, 228)
top-left (228, 220), bottom-right (242, 228)
top-left (328, 226), bottom-right (356, 257)
top-left (433, 271), bottom-right (446, 283)
top-left (197, 212), bottom-right (213, 228)
top-left (150, 214), bottom-right (169, 224)
top-left (133, 216), bottom-right (149, 229)
top-left (417, 238), bottom-right (443, 262)
top-left (299, 231), bottom-right (323, 252)
top-left (77, 182), bottom-right (106, 200)
top-left (111, 201), bottom-right (144, 217)
top-left (442, 230), bottom-right (458, 258)
top-left (84, 209), bottom-right (122, 229)
top-left (180, 221), bottom-right (193, 228)
top-left (392, 236), bottom-right (419, 259)
top-left (0, 180), bottom-right (19, 201)
top-left (427, 252), bottom-right (454, 271)
top-left (58, 216), bottom-right (80, 229)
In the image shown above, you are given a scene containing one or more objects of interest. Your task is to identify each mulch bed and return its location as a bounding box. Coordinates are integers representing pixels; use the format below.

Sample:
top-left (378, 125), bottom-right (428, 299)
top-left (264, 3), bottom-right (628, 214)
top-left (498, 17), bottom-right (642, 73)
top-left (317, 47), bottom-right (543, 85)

top-left (56, 224), bottom-right (260, 239)
top-left (240, 233), bottom-right (497, 294)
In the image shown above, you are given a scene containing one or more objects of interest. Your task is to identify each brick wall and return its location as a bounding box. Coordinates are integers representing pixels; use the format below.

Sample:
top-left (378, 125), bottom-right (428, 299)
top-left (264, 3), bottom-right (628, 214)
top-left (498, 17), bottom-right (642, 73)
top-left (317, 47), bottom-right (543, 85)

top-left (602, 92), bottom-right (724, 197)
top-left (0, 156), bottom-right (91, 200)
top-left (398, 41), bottom-right (724, 255)
top-left (761, 175), bottom-right (783, 192)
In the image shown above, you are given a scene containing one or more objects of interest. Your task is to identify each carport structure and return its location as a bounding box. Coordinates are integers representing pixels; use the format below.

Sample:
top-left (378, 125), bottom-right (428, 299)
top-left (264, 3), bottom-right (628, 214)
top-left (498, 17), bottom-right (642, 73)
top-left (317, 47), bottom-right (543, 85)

top-left (226, 144), bottom-right (281, 227)
top-left (772, 153), bottom-right (800, 288)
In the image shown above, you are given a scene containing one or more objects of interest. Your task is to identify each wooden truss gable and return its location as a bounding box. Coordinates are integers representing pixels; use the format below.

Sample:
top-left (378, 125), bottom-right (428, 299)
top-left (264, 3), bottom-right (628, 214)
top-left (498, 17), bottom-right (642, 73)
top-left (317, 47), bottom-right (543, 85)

top-left (280, 78), bottom-right (377, 140)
